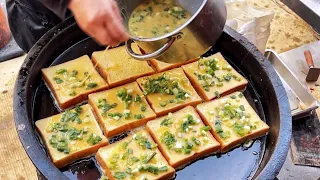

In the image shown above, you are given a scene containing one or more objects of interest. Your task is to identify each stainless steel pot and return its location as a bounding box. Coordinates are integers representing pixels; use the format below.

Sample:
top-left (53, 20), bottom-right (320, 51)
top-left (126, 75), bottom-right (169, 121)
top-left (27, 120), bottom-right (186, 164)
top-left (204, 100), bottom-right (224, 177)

top-left (116, 0), bottom-right (227, 63)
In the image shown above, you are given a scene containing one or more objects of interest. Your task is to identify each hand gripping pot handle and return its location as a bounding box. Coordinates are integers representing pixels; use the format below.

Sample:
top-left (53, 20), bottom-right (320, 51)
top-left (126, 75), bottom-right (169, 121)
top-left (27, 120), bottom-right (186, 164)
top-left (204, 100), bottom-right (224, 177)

top-left (125, 35), bottom-right (178, 61)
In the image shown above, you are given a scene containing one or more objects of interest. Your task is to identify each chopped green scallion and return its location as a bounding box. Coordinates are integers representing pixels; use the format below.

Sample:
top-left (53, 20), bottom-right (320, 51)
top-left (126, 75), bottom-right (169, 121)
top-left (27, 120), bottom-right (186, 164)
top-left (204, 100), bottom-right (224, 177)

top-left (140, 106), bottom-right (146, 112)
top-left (86, 82), bottom-right (98, 89)
top-left (134, 114), bottom-right (145, 119)
top-left (143, 152), bottom-right (157, 164)
top-left (56, 69), bottom-right (67, 74)
top-left (200, 126), bottom-right (211, 132)
top-left (54, 77), bottom-right (64, 84)
top-left (215, 91), bottom-right (220, 98)
top-left (71, 70), bottom-right (78, 77)
top-left (87, 133), bottom-right (102, 145)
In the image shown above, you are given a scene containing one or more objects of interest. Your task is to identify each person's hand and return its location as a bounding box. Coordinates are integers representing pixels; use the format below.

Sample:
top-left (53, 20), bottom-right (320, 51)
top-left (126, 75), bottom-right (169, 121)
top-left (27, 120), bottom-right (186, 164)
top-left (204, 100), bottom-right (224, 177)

top-left (68, 0), bottom-right (129, 46)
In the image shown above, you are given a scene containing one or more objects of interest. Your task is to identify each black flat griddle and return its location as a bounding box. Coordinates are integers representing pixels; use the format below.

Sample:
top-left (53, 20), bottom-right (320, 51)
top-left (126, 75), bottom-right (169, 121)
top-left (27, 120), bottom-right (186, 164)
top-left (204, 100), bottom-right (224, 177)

top-left (13, 17), bottom-right (292, 180)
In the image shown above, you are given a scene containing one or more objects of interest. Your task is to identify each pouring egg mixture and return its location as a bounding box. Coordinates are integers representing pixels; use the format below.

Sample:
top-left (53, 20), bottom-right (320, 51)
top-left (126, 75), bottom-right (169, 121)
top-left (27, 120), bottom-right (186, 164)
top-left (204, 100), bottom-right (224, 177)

top-left (128, 0), bottom-right (191, 38)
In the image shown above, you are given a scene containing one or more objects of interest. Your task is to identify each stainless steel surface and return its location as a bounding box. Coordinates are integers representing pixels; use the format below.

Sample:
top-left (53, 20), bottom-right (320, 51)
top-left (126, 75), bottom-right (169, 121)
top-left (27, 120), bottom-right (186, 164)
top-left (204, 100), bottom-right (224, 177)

top-left (125, 34), bottom-right (177, 60)
top-left (279, 41), bottom-right (320, 83)
top-left (265, 50), bottom-right (319, 119)
top-left (281, 0), bottom-right (320, 33)
top-left (117, 0), bottom-right (227, 63)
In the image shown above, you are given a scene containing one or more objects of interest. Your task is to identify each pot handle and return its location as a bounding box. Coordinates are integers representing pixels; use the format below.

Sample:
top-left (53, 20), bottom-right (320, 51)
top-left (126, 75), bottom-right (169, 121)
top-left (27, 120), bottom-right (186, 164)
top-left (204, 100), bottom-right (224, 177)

top-left (125, 36), bottom-right (176, 60)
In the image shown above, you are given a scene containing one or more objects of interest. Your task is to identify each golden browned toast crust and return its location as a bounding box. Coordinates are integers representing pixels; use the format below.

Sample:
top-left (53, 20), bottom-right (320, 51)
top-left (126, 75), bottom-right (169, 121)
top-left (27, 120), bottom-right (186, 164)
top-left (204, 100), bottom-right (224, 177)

top-left (150, 58), bottom-right (198, 72)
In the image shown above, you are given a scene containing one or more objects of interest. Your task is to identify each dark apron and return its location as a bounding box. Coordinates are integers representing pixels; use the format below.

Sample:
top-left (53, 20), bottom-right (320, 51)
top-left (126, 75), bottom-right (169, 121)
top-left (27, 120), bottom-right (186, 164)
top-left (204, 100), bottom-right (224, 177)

top-left (6, 0), bottom-right (71, 52)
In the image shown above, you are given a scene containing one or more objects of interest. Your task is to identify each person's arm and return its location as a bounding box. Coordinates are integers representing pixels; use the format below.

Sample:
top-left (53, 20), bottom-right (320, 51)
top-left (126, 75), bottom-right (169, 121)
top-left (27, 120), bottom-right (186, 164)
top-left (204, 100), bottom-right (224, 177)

top-left (36, 0), bottom-right (128, 46)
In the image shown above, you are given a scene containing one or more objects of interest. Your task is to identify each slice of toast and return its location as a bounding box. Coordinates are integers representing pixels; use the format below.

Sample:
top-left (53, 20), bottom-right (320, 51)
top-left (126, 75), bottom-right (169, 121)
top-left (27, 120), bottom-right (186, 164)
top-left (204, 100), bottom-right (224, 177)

top-left (89, 82), bottom-right (156, 137)
top-left (136, 68), bottom-right (202, 116)
top-left (41, 55), bottom-right (109, 110)
top-left (92, 44), bottom-right (155, 88)
top-left (146, 106), bottom-right (220, 168)
top-left (182, 53), bottom-right (248, 101)
top-left (35, 104), bottom-right (108, 168)
top-left (149, 58), bottom-right (198, 72)
top-left (96, 129), bottom-right (175, 180)
top-left (196, 92), bottom-right (269, 152)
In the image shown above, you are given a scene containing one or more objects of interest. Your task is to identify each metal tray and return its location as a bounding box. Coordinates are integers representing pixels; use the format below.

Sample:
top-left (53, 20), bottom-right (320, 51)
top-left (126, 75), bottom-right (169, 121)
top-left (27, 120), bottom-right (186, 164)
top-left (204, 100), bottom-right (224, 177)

top-left (265, 50), bottom-right (319, 120)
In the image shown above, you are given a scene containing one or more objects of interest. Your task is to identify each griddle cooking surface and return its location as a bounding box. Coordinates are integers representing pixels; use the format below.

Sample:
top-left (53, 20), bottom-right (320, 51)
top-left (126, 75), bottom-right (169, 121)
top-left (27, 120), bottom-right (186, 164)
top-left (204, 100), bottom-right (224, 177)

top-left (32, 38), bottom-right (267, 180)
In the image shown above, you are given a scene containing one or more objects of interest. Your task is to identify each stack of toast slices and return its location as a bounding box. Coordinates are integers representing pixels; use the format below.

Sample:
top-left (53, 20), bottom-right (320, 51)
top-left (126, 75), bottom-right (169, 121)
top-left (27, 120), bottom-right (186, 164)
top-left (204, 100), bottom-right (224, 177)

top-left (37, 44), bottom-right (269, 179)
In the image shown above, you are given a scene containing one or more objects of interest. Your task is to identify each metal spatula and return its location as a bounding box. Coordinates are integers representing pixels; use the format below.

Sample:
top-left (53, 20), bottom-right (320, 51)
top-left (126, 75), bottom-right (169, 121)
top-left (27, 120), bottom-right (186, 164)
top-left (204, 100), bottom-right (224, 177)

top-left (304, 50), bottom-right (320, 82)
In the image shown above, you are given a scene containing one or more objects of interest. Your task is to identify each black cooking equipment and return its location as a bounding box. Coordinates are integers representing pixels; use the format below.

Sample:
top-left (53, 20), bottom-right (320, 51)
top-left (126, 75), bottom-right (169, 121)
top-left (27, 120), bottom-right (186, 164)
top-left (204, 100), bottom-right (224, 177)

top-left (13, 17), bottom-right (292, 180)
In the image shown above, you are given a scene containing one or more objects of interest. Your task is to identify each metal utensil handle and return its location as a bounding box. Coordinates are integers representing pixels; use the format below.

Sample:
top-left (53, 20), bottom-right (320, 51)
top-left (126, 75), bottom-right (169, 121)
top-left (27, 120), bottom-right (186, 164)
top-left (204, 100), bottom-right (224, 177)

top-left (126, 36), bottom-right (176, 60)
top-left (304, 50), bottom-right (314, 67)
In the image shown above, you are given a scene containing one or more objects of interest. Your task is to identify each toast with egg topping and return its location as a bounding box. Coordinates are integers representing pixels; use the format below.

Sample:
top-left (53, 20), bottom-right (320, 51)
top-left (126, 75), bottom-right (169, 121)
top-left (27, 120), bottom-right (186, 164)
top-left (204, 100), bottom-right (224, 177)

top-left (136, 68), bottom-right (202, 116)
top-left (89, 82), bottom-right (156, 137)
top-left (96, 129), bottom-right (175, 180)
top-left (146, 106), bottom-right (220, 168)
top-left (182, 53), bottom-right (247, 101)
top-left (196, 92), bottom-right (269, 152)
top-left (92, 44), bottom-right (155, 88)
top-left (35, 104), bottom-right (108, 168)
top-left (41, 55), bottom-right (109, 110)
